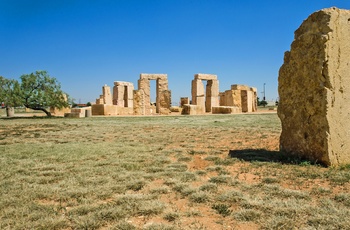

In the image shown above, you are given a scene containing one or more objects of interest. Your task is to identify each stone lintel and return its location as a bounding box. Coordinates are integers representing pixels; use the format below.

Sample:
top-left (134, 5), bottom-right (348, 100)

top-left (194, 73), bottom-right (217, 80)
top-left (231, 84), bottom-right (251, 91)
top-left (114, 81), bottom-right (134, 86)
top-left (140, 73), bottom-right (167, 80)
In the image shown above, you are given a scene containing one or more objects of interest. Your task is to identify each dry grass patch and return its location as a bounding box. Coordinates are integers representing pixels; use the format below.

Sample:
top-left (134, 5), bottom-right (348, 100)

top-left (1, 113), bottom-right (350, 229)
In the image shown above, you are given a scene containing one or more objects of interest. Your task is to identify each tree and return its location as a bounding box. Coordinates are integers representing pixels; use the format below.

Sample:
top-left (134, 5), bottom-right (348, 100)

top-left (20, 71), bottom-right (69, 116)
top-left (260, 100), bottom-right (268, 107)
top-left (257, 96), bottom-right (268, 107)
top-left (0, 76), bottom-right (22, 117)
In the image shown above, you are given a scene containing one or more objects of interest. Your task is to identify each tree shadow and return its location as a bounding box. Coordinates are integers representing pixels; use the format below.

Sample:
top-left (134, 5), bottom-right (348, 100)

top-left (228, 149), bottom-right (322, 166)
top-left (0, 116), bottom-right (63, 120)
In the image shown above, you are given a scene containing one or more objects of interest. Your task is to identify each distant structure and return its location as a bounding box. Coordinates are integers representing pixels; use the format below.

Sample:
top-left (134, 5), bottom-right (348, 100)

top-left (90, 73), bottom-right (258, 116)
top-left (181, 74), bottom-right (257, 115)
top-left (219, 85), bottom-right (257, 113)
top-left (134, 74), bottom-right (171, 115)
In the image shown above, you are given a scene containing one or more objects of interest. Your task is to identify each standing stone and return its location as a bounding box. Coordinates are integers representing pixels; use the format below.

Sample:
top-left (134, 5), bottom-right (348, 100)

top-left (137, 74), bottom-right (170, 115)
top-left (278, 7), bottom-right (350, 166)
top-left (102, 85), bottom-right (113, 105)
top-left (191, 74), bottom-right (219, 113)
top-left (113, 81), bottom-right (134, 108)
top-left (180, 97), bottom-right (190, 107)
top-left (205, 80), bottom-right (219, 112)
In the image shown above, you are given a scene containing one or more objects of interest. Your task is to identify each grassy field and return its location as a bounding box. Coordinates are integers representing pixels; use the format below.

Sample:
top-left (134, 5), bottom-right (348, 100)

top-left (1, 113), bottom-right (350, 229)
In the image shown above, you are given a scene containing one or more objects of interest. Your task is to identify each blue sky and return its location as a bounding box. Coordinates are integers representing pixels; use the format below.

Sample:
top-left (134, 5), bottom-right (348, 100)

top-left (1, 0), bottom-right (349, 104)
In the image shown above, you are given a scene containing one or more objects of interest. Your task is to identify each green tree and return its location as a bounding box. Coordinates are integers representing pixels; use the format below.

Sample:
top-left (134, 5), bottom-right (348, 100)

top-left (20, 71), bottom-right (69, 116)
top-left (0, 76), bottom-right (22, 117)
top-left (260, 100), bottom-right (268, 107)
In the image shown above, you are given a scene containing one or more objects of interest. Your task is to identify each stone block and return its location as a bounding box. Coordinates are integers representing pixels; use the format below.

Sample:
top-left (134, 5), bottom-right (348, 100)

top-left (181, 104), bottom-right (205, 115)
top-left (278, 7), bottom-right (350, 166)
top-left (170, 106), bottom-right (182, 113)
top-left (91, 104), bottom-right (118, 116)
top-left (102, 85), bottom-right (113, 105)
top-left (64, 112), bottom-right (81, 118)
top-left (231, 84), bottom-right (250, 91)
top-left (133, 89), bottom-right (145, 115)
top-left (212, 106), bottom-right (241, 114)
top-left (194, 73), bottom-right (217, 80)
top-left (180, 97), bottom-right (190, 107)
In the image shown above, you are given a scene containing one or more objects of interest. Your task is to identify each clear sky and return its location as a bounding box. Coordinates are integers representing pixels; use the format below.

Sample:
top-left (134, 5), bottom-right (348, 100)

top-left (1, 0), bottom-right (349, 105)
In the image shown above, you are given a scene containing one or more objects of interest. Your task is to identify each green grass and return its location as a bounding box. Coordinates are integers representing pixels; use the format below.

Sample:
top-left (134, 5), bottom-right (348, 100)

top-left (1, 114), bottom-right (350, 229)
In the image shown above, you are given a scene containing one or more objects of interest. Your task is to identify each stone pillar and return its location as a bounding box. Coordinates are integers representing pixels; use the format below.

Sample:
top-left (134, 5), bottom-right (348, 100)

top-left (251, 87), bottom-right (258, 112)
top-left (278, 7), bottom-right (350, 166)
top-left (219, 92), bottom-right (225, 106)
top-left (191, 79), bottom-right (205, 112)
top-left (180, 97), bottom-right (190, 107)
top-left (205, 79), bottom-right (219, 112)
top-left (96, 95), bottom-right (104, 105)
top-left (138, 77), bottom-right (151, 115)
top-left (156, 76), bottom-right (169, 113)
top-left (113, 82), bottom-right (134, 108)
top-left (158, 90), bottom-right (171, 114)
top-left (126, 84), bottom-right (134, 108)
top-left (241, 90), bottom-right (248, 112)
top-left (133, 89), bottom-right (145, 115)
top-left (113, 84), bottom-right (124, 106)
top-left (102, 85), bottom-right (113, 105)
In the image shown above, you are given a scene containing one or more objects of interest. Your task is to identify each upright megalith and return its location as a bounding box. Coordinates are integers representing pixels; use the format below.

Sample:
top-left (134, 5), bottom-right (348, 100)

top-left (278, 7), bottom-right (350, 166)
top-left (191, 74), bottom-right (219, 113)
top-left (113, 81), bottom-right (134, 108)
top-left (134, 74), bottom-right (171, 115)
top-left (102, 84), bottom-right (113, 105)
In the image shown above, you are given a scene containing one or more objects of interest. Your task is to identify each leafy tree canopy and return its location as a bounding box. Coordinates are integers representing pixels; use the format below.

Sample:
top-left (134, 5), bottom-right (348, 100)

top-left (0, 76), bottom-right (22, 108)
top-left (20, 71), bottom-right (69, 116)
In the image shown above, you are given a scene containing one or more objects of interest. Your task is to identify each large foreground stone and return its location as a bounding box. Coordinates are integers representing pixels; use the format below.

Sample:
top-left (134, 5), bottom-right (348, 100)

top-left (278, 7), bottom-right (350, 166)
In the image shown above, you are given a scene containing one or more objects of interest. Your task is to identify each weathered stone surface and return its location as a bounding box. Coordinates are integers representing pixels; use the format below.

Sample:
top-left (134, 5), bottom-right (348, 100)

top-left (180, 97), bottom-right (190, 107)
top-left (113, 81), bottom-right (134, 108)
top-left (194, 73), bottom-right (217, 80)
top-left (91, 104), bottom-right (118, 116)
top-left (278, 7), bottom-right (350, 166)
top-left (158, 90), bottom-right (171, 114)
top-left (191, 79), bottom-right (205, 106)
top-left (133, 89), bottom-right (145, 115)
top-left (205, 80), bottom-right (220, 112)
top-left (191, 74), bottom-right (219, 113)
top-left (220, 84), bottom-right (257, 112)
top-left (96, 95), bottom-right (104, 105)
top-left (64, 112), bottom-right (81, 118)
top-left (212, 106), bottom-right (240, 114)
top-left (102, 85), bottom-right (113, 105)
top-left (136, 73), bottom-right (171, 115)
top-left (170, 106), bottom-right (182, 113)
top-left (181, 104), bottom-right (205, 115)
top-left (50, 107), bottom-right (71, 116)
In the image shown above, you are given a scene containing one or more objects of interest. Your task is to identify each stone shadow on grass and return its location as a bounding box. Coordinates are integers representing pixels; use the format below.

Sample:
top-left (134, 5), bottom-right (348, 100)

top-left (228, 149), bottom-right (321, 165)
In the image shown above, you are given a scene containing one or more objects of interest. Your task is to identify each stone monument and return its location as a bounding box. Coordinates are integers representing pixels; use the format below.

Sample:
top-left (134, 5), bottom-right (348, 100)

top-left (190, 74), bottom-right (219, 113)
top-left (134, 74), bottom-right (171, 115)
top-left (278, 7), bottom-right (350, 166)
